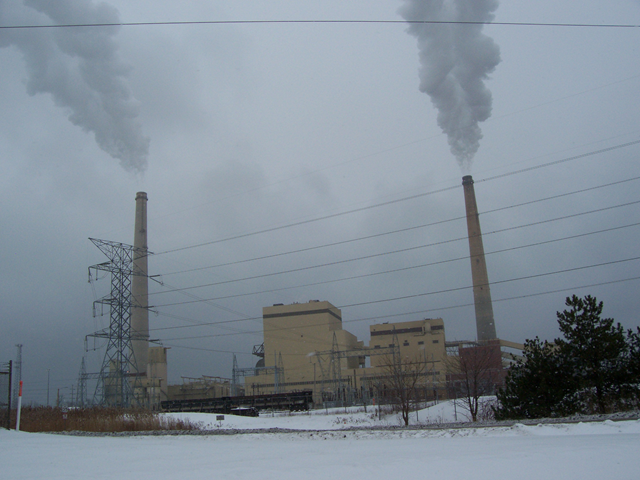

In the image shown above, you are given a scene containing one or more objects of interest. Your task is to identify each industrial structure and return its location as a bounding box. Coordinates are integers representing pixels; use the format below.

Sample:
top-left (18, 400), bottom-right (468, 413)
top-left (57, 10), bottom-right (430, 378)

top-left (77, 174), bottom-right (522, 411)
top-left (229, 178), bottom-right (520, 407)
top-left (243, 301), bottom-right (363, 402)
top-left (82, 193), bottom-right (167, 408)
top-left (235, 301), bottom-right (450, 405)
top-left (462, 175), bottom-right (497, 342)
top-left (229, 299), bottom-right (521, 408)
top-left (131, 192), bottom-right (150, 380)
top-left (167, 376), bottom-right (232, 402)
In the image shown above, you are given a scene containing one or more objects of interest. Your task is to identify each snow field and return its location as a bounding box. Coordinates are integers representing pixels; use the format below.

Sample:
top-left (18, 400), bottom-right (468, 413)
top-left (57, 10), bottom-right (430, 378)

top-left (2, 401), bottom-right (639, 479)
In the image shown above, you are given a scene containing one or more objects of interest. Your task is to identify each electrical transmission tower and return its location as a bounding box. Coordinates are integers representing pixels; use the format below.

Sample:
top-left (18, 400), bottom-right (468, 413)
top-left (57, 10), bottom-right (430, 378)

top-left (87, 238), bottom-right (146, 407)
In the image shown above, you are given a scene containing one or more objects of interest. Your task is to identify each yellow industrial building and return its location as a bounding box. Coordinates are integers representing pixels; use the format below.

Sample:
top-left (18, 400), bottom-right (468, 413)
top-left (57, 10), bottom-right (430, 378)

top-left (241, 300), bottom-right (449, 405)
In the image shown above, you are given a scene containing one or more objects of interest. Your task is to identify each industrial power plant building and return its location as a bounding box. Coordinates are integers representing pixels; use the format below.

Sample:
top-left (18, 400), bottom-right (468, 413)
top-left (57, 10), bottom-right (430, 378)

top-left (85, 174), bottom-right (523, 409)
top-left (239, 300), bottom-right (451, 405)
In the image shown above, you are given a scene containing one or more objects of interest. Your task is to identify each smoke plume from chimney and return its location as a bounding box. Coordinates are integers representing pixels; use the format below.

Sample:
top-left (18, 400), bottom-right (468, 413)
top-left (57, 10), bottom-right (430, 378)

top-left (0, 0), bottom-right (149, 173)
top-left (399, 0), bottom-right (501, 171)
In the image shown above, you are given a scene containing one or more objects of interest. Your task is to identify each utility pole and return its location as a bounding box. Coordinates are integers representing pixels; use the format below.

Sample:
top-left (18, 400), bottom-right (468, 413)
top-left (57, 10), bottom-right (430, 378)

top-left (13, 345), bottom-right (22, 409)
top-left (432, 353), bottom-right (437, 403)
top-left (47, 369), bottom-right (50, 406)
top-left (76, 357), bottom-right (87, 407)
top-left (231, 354), bottom-right (238, 397)
top-left (5, 361), bottom-right (12, 429)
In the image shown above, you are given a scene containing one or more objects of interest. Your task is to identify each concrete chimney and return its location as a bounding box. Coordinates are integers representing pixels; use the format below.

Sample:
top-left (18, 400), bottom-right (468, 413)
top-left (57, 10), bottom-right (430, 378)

top-left (462, 176), bottom-right (497, 341)
top-left (131, 192), bottom-right (149, 377)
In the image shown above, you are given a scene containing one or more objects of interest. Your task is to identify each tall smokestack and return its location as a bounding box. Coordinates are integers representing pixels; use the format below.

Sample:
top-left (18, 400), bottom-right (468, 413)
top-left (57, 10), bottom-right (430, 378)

top-left (462, 176), bottom-right (497, 341)
top-left (131, 192), bottom-right (149, 377)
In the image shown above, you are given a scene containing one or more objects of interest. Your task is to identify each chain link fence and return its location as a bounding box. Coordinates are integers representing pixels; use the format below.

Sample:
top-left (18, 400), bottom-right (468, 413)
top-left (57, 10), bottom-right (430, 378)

top-left (0, 361), bottom-right (12, 429)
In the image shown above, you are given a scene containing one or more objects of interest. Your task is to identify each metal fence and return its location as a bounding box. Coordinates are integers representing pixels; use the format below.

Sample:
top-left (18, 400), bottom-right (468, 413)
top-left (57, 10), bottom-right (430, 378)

top-left (0, 361), bottom-right (12, 429)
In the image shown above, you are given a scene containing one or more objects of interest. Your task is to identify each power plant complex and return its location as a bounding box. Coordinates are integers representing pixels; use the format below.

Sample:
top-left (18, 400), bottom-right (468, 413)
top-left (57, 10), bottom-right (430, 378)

top-left (80, 177), bottom-right (522, 410)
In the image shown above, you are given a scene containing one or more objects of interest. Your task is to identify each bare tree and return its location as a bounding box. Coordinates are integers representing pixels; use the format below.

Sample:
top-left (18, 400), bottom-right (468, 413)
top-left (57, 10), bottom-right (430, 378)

top-left (446, 342), bottom-right (503, 422)
top-left (376, 354), bottom-right (427, 426)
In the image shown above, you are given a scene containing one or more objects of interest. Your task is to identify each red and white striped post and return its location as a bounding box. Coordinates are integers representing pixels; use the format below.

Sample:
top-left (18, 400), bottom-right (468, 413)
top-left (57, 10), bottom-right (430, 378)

top-left (15, 380), bottom-right (23, 431)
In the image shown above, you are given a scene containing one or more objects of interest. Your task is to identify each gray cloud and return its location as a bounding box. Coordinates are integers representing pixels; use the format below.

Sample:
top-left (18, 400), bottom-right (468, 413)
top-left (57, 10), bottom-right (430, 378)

top-left (0, 0), bottom-right (148, 172)
top-left (399, 0), bottom-right (501, 171)
top-left (1, 0), bottom-right (639, 405)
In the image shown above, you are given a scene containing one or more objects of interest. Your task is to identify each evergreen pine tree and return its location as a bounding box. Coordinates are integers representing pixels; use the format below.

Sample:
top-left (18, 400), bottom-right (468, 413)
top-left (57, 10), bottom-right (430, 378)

top-left (495, 295), bottom-right (640, 419)
top-left (495, 337), bottom-right (575, 419)
top-left (555, 295), bottom-right (629, 414)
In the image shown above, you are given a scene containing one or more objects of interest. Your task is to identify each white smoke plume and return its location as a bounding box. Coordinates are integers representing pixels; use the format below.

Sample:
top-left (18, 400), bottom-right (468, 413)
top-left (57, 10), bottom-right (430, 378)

top-left (399, 0), bottom-right (501, 171)
top-left (0, 0), bottom-right (149, 173)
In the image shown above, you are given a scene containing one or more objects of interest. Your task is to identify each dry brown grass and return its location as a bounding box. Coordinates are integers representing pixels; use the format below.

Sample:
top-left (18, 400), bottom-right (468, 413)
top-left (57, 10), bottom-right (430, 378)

top-left (8, 406), bottom-right (201, 433)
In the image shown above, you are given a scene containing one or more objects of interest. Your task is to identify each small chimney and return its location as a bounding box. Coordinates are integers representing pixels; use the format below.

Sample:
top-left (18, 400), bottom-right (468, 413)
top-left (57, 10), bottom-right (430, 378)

top-left (131, 192), bottom-right (149, 376)
top-left (462, 176), bottom-right (497, 341)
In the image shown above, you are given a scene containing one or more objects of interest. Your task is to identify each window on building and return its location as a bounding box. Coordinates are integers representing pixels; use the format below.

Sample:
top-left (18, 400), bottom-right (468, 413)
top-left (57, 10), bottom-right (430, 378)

top-left (418, 341), bottom-right (424, 345)
top-left (431, 325), bottom-right (444, 331)
top-left (374, 345), bottom-right (380, 349)
top-left (403, 341), bottom-right (409, 346)
top-left (433, 340), bottom-right (439, 344)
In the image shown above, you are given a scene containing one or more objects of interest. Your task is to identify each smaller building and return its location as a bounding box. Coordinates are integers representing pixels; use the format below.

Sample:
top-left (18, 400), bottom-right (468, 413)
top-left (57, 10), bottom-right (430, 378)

top-left (167, 376), bottom-right (232, 402)
top-left (146, 346), bottom-right (169, 408)
top-left (358, 318), bottom-right (447, 402)
top-left (370, 318), bottom-right (445, 367)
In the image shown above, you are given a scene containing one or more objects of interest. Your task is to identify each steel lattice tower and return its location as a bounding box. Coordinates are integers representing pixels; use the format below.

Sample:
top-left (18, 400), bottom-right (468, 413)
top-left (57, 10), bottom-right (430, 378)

top-left (88, 238), bottom-right (146, 407)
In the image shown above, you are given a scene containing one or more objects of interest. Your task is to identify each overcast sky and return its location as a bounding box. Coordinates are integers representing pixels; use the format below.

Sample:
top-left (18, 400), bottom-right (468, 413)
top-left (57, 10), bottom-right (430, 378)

top-left (2, 0), bottom-right (639, 406)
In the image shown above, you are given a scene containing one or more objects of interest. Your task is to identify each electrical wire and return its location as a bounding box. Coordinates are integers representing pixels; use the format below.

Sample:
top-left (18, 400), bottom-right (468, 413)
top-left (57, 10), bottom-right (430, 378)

top-left (159, 176), bottom-right (640, 277)
top-left (161, 274), bottom-right (640, 355)
top-left (1, 19), bottom-right (639, 30)
top-left (150, 199), bottom-right (640, 305)
top-left (160, 271), bottom-right (640, 346)
top-left (149, 219), bottom-right (640, 314)
top-left (157, 256), bottom-right (640, 341)
top-left (153, 139), bottom-right (640, 257)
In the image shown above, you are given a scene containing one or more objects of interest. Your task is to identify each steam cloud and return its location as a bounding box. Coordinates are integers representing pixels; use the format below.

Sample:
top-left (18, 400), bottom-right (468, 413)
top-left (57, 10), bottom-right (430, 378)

top-left (0, 0), bottom-right (149, 173)
top-left (399, 0), bottom-right (501, 171)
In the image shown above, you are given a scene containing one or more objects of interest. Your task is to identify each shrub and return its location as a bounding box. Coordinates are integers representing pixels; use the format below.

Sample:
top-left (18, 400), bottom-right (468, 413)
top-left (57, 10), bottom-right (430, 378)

top-left (9, 406), bottom-right (200, 432)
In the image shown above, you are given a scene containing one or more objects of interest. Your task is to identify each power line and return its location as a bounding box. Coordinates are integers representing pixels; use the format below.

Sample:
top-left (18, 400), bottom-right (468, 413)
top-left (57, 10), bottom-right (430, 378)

top-left (478, 140), bottom-right (640, 184)
top-left (156, 256), bottom-right (640, 341)
top-left (150, 219), bottom-right (640, 312)
top-left (160, 176), bottom-right (640, 277)
top-left (156, 275), bottom-right (640, 354)
top-left (150, 199), bottom-right (640, 304)
top-left (155, 185), bottom-right (457, 256)
top-left (339, 256), bottom-right (640, 310)
top-left (1, 19), bottom-right (639, 30)
top-left (150, 219), bottom-right (640, 335)
top-left (153, 139), bottom-right (640, 257)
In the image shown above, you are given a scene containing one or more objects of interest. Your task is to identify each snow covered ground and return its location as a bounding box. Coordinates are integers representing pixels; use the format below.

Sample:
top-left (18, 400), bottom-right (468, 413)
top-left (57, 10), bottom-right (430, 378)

top-left (163, 397), bottom-right (486, 430)
top-left (2, 401), bottom-right (640, 479)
